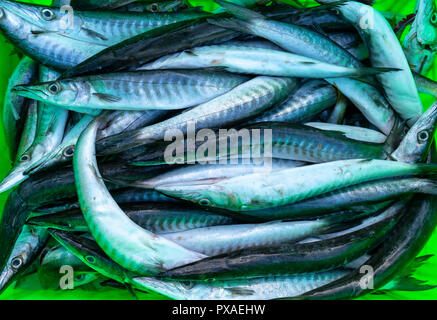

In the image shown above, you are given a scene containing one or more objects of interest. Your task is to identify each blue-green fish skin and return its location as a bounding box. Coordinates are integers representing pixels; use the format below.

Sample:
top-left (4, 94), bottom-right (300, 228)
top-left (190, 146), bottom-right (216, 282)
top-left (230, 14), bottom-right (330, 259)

top-left (156, 159), bottom-right (437, 212)
top-left (13, 70), bottom-right (248, 112)
top-left (96, 76), bottom-right (297, 155)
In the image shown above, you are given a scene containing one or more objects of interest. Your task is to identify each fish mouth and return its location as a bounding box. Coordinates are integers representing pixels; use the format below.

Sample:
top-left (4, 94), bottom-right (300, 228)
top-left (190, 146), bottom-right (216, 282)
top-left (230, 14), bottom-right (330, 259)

top-left (11, 85), bottom-right (49, 101)
top-left (0, 170), bottom-right (27, 194)
top-left (0, 269), bottom-right (15, 295)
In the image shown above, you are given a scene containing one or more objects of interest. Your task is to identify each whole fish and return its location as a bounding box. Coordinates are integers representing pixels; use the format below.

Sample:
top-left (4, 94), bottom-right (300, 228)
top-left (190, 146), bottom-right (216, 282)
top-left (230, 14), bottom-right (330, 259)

top-left (13, 70), bottom-right (248, 111)
top-left (131, 270), bottom-right (350, 300)
top-left (139, 44), bottom-right (395, 78)
top-left (0, 226), bottom-right (48, 294)
top-left (28, 203), bottom-right (238, 234)
top-left (74, 118), bottom-right (206, 276)
top-left (3, 57), bottom-right (38, 160)
top-left (156, 159), bottom-right (437, 212)
top-left (96, 76), bottom-right (297, 155)
top-left (160, 202), bottom-right (405, 280)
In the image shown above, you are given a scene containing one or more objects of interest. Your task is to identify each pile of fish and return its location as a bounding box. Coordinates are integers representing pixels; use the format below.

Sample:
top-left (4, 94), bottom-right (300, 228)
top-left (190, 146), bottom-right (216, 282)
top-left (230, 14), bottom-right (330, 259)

top-left (0, 0), bottom-right (437, 300)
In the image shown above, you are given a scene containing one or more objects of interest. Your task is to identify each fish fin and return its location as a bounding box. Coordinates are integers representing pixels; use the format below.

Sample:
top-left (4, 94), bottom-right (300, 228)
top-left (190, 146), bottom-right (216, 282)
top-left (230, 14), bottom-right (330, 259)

top-left (214, 0), bottom-right (266, 20)
top-left (31, 30), bottom-right (52, 35)
top-left (125, 283), bottom-right (139, 300)
top-left (394, 13), bottom-right (416, 35)
top-left (93, 93), bottom-right (122, 103)
top-left (385, 117), bottom-right (407, 157)
top-left (184, 50), bottom-right (198, 57)
top-left (225, 287), bottom-right (255, 296)
top-left (81, 27), bottom-right (109, 41)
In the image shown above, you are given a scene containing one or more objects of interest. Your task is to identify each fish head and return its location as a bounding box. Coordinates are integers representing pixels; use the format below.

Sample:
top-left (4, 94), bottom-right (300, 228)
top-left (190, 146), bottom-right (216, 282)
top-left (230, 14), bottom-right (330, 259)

top-left (0, 226), bottom-right (44, 295)
top-left (392, 101), bottom-right (437, 163)
top-left (0, 0), bottom-right (76, 33)
top-left (13, 79), bottom-right (87, 108)
top-left (156, 183), bottom-right (234, 210)
top-left (48, 229), bottom-right (125, 280)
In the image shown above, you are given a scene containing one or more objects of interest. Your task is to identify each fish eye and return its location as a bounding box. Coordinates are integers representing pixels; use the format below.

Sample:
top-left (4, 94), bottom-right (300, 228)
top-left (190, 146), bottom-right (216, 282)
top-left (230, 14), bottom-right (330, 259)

top-left (47, 82), bottom-right (61, 94)
top-left (0, 8), bottom-right (5, 19)
top-left (417, 130), bottom-right (429, 143)
top-left (431, 13), bottom-right (437, 25)
top-left (85, 256), bottom-right (96, 264)
top-left (63, 146), bottom-right (75, 158)
top-left (198, 198), bottom-right (211, 206)
top-left (149, 3), bottom-right (159, 12)
top-left (10, 256), bottom-right (23, 269)
top-left (41, 8), bottom-right (56, 21)
top-left (20, 154), bottom-right (30, 162)
top-left (181, 281), bottom-right (194, 289)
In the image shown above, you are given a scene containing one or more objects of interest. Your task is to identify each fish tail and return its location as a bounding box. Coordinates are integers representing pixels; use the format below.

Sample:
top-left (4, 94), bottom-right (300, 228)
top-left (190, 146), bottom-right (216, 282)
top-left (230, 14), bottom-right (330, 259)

top-left (214, 0), bottom-right (265, 20)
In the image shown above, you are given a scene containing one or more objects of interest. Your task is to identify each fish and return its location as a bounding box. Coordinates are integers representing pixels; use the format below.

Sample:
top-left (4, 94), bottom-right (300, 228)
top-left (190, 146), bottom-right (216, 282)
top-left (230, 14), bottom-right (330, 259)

top-left (13, 70), bottom-right (248, 111)
top-left (156, 159), bottom-right (437, 212)
top-left (327, 93), bottom-right (348, 124)
top-left (0, 226), bottom-right (48, 294)
top-left (131, 269), bottom-right (351, 300)
top-left (28, 202), bottom-right (238, 234)
top-left (139, 44), bottom-right (396, 78)
top-left (0, 66), bottom-right (69, 194)
top-left (413, 71), bottom-right (437, 98)
top-left (0, 0), bottom-right (209, 47)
